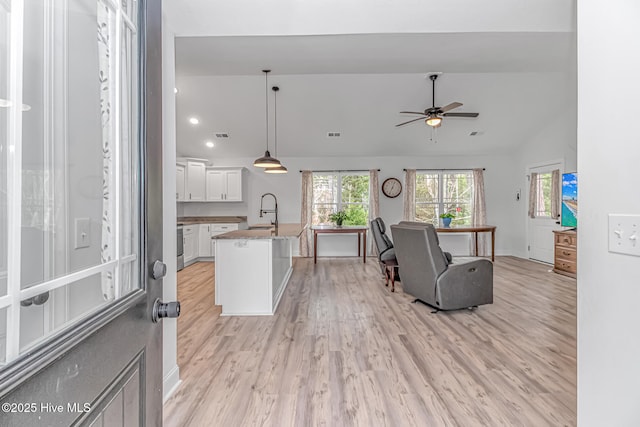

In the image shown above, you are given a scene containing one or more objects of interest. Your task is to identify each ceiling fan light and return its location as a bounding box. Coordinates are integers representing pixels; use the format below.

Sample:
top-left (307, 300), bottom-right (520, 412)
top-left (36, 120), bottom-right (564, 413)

top-left (253, 150), bottom-right (281, 168)
top-left (264, 164), bottom-right (288, 174)
top-left (426, 115), bottom-right (442, 127)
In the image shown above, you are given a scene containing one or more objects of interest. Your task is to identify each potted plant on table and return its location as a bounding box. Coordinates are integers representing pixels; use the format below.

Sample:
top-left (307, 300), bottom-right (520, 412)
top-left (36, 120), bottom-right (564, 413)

top-left (439, 212), bottom-right (455, 228)
top-left (329, 210), bottom-right (348, 227)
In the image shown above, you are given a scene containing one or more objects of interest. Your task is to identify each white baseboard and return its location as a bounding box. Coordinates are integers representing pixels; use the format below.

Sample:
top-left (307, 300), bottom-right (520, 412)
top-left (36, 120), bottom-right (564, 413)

top-left (163, 364), bottom-right (181, 403)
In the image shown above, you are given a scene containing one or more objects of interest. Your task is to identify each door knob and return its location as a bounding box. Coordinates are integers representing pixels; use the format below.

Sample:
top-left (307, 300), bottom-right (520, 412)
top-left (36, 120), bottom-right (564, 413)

top-left (151, 260), bottom-right (167, 280)
top-left (152, 298), bottom-right (181, 323)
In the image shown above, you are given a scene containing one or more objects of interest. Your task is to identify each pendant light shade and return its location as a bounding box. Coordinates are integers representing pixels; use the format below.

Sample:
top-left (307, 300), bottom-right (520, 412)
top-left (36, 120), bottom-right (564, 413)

top-left (254, 70), bottom-right (282, 168)
top-left (254, 151), bottom-right (281, 168)
top-left (265, 164), bottom-right (288, 174)
top-left (264, 85), bottom-right (288, 174)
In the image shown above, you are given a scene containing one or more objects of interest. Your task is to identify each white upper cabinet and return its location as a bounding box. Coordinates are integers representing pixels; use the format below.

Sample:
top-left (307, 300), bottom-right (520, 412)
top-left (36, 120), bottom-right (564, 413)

top-left (186, 161), bottom-right (206, 201)
top-left (225, 169), bottom-right (243, 201)
top-left (205, 170), bottom-right (225, 201)
top-left (176, 163), bottom-right (186, 201)
top-left (205, 168), bottom-right (243, 202)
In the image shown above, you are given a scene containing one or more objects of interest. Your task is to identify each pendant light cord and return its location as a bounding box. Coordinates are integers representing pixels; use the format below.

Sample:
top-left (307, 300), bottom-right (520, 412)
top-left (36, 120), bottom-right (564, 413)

top-left (264, 71), bottom-right (269, 151)
top-left (274, 88), bottom-right (278, 156)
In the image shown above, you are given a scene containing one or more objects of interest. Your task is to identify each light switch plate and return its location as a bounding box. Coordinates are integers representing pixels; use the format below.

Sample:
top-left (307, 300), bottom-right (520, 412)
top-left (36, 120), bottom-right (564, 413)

top-left (608, 214), bottom-right (640, 256)
top-left (75, 218), bottom-right (91, 249)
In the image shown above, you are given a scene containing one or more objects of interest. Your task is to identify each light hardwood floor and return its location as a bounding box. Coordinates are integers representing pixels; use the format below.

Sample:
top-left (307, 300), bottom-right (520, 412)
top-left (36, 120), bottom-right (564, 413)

top-left (164, 257), bottom-right (576, 426)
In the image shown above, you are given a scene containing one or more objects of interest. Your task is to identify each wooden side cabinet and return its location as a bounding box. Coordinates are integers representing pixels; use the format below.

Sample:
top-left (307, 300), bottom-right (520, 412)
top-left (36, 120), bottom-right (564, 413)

top-left (553, 230), bottom-right (577, 278)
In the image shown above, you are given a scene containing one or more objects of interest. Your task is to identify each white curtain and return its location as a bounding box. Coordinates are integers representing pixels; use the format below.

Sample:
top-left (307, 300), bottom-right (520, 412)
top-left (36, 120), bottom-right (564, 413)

top-left (368, 169), bottom-right (380, 254)
top-left (528, 172), bottom-right (538, 218)
top-left (472, 169), bottom-right (488, 256)
top-left (403, 169), bottom-right (416, 221)
top-left (98, 2), bottom-right (114, 300)
top-left (299, 171), bottom-right (313, 257)
top-left (551, 169), bottom-right (560, 220)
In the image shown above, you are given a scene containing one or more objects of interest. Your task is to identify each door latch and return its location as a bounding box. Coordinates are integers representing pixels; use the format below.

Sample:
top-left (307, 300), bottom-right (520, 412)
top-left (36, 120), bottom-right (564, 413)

top-left (152, 298), bottom-right (180, 323)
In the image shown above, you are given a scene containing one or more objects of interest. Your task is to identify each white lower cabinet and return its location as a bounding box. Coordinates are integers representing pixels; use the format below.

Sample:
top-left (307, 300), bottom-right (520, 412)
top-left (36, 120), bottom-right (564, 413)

top-left (183, 225), bottom-right (198, 264)
top-left (198, 224), bottom-right (212, 257)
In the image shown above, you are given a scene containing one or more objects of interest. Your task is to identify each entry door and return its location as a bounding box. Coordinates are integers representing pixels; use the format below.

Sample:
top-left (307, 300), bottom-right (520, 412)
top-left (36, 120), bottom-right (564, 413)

top-left (528, 163), bottom-right (562, 263)
top-left (0, 0), bottom-right (166, 425)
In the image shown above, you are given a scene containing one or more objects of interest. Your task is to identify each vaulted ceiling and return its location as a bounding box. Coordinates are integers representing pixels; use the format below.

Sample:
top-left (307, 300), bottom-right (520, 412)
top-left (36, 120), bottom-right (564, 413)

top-left (166, 0), bottom-right (576, 159)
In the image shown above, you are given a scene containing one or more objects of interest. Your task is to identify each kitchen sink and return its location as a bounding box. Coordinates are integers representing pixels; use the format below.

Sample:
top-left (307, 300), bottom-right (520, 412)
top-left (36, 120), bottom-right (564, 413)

top-left (248, 225), bottom-right (274, 230)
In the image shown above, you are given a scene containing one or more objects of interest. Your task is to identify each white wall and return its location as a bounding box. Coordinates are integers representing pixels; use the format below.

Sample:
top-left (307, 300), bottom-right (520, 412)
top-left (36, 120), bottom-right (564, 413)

top-left (161, 18), bottom-right (180, 401)
top-left (578, 2), bottom-right (640, 426)
top-left (180, 153), bottom-right (518, 256)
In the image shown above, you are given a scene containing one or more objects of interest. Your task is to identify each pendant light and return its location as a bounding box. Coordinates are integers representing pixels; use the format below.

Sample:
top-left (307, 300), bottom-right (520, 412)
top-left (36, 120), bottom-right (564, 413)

top-left (254, 70), bottom-right (282, 168)
top-left (265, 85), bottom-right (288, 174)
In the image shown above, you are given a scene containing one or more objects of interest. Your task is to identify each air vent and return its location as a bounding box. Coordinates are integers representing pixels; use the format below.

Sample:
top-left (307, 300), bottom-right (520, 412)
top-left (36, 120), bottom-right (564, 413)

top-left (215, 132), bottom-right (230, 138)
top-left (327, 132), bottom-right (341, 138)
top-left (469, 131), bottom-right (485, 136)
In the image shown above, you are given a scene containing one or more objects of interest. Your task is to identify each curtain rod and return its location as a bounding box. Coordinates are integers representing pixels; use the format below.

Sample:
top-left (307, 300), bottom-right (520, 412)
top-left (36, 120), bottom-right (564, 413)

top-left (299, 169), bottom-right (380, 173)
top-left (403, 168), bottom-right (485, 171)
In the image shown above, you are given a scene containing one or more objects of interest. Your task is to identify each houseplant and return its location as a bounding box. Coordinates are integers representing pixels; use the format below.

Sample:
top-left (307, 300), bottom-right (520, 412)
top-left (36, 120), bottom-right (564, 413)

top-left (439, 212), bottom-right (455, 227)
top-left (329, 210), bottom-right (349, 226)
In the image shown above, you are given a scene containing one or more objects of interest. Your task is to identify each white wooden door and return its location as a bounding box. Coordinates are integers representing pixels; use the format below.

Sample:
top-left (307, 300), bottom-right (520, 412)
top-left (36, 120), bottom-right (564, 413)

top-left (0, 0), bottom-right (168, 425)
top-left (528, 162), bottom-right (563, 263)
top-left (206, 170), bottom-right (225, 201)
top-left (225, 169), bottom-right (243, 201)
top-left (186, 161), bottom-right (205, 201)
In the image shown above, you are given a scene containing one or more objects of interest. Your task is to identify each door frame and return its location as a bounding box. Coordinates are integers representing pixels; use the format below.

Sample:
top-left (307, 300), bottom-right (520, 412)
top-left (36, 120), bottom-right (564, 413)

top-left (0, 0), bottom-right (164, 424)
top-left (526, 158), bottom-right (564, 263)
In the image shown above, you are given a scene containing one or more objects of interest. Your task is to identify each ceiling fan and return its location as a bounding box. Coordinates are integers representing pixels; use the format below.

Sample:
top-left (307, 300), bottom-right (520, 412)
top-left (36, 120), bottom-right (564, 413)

top-left (396, 74), bottom-right (479, 128)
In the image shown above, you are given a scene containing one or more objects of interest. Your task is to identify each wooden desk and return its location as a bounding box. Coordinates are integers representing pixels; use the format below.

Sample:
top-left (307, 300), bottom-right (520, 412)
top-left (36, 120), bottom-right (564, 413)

top-left (435, 225), bottom-right (497, 262)
top-left (312, 225), bottom-right (368, 264)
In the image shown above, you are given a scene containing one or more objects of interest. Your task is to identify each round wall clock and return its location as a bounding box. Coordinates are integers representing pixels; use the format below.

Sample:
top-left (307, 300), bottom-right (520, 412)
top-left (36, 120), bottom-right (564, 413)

top-left (382, 177), bottom-right (402, 198)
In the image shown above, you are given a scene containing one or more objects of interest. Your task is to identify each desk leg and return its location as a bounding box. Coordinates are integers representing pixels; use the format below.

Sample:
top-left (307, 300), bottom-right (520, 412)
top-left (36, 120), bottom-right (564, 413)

top-left (314, 231), bottom-right (318, 264)
top-left (363, 231), bottom-right (366, 263)
top-left (491, 230), bottom-right (495, 262)
top-left (474, 232), bottom-right (478, 257)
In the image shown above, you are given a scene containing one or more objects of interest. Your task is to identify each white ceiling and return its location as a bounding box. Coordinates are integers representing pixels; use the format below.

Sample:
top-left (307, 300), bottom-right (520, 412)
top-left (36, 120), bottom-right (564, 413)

top-left (168, 1), bottom-right (576, 160)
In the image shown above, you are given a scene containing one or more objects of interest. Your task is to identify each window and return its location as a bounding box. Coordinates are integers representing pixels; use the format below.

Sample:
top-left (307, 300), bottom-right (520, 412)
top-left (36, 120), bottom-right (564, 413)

top-left (415, 171), bottom-right (474, 225)
top-left (533, 172), bottom-right (553, 217)
top-left (312, 173), bottom-right (369, 225)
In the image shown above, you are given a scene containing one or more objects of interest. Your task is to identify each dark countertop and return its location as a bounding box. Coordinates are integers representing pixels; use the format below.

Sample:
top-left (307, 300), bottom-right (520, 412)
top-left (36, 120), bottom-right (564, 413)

top-left (177, 216), bottom-right (247, 225)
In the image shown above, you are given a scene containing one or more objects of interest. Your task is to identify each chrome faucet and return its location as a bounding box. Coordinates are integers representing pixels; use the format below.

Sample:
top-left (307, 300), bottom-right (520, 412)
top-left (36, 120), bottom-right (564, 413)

top-left (259, 193), bottom-right (278, 229)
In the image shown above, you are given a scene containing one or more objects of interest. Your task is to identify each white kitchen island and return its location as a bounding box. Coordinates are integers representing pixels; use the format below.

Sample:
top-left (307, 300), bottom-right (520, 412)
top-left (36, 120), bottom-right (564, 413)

top-left (213, 223), bottom-right (306, 316)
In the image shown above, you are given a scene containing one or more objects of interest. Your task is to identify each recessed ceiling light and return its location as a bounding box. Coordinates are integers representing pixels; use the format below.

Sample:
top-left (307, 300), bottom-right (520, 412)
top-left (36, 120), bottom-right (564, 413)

top-left (0, 99), bottom-right (11, 108)
top-left (205, 141), bottom-right (214, 148)
top-left (189, 117), bottom-right (199, 125)
top-left (174, 88), bottom-right (178, 94)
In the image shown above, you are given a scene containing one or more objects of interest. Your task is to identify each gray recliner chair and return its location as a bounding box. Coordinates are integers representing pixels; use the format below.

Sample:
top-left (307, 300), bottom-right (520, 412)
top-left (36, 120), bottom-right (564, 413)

top-left (370, 218), bottom-right (396, 269)
top-left (390, 222), bottom-right (493, 311)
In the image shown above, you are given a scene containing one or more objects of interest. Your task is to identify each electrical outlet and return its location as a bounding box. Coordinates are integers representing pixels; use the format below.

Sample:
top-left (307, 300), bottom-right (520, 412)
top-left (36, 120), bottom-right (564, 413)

top-left (75, 218), bottom-right (91, 249)
top-left (608, 214), bottom-right (640, 257)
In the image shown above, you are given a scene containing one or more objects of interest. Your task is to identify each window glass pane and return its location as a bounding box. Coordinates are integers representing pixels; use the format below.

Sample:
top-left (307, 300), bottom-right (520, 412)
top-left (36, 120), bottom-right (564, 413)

top-left (415, 173), bottom-right (439, 204)
top-left (341, 175), bottom-right (369, 204)
top-left (416, 204), bottom-right (438, 225)
top-left (0, 2), bottom-right (9, 298)
top-left (535, 173), bottom-right (552, 217)
top-left (19, 270), bottom-right (113, 352)
top-left (443, 173), bottom-right (473, 225)
top-left (312, 204), bottom-right (337, 225)
top-left (0, 307), bottom-right (6, 363)
top-left (313, 174), bottom-right (338, 204)
top-left (343, 204), bottom-right (368, 226)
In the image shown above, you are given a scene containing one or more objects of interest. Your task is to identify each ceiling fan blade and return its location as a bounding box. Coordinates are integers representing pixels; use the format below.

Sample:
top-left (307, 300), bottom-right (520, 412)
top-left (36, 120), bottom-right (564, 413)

top-left (440, 102), bottom-right (463, 113)
top-left (442, 112), bottom-right (479, 118)
top-left (399, 111), bottom-right (427, 116)
top-left (395, 117), bottom-right (426, 127)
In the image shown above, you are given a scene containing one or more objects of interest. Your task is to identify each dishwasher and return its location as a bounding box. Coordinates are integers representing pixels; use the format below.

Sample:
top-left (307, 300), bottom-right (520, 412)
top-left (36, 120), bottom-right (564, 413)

top-left (177, 225), bottom-right (184, 271)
